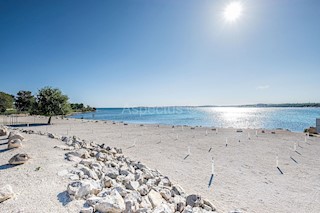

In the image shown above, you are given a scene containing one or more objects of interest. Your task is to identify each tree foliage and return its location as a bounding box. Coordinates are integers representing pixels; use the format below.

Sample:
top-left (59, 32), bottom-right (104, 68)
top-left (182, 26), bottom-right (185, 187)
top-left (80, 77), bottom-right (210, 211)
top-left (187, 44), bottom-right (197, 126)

top-left (33, 87), bottom-right (71, 123)
top-left (15, 90), bottom-right (35, 112)
top-left (0, 92), bottom-right (14, 113)
top-left (71, 103), bottom-right (96, 112)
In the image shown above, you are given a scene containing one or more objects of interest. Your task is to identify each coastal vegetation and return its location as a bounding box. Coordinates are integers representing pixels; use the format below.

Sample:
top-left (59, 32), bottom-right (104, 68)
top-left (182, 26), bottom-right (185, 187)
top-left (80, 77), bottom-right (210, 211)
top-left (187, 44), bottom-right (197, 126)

top-left (0, 87), bottom-right (96, 123)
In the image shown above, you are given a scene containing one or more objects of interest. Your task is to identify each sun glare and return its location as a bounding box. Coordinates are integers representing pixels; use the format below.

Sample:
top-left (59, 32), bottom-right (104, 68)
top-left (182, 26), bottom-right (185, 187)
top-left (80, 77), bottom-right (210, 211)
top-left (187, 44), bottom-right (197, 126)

top-left (224, 2), bottom-right (243, 22)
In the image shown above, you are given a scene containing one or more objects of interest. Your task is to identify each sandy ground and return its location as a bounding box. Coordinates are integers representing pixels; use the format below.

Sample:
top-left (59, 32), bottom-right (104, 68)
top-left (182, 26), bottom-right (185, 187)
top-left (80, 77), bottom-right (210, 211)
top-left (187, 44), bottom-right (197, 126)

top-left (1, 115), bottom-right (320, 213)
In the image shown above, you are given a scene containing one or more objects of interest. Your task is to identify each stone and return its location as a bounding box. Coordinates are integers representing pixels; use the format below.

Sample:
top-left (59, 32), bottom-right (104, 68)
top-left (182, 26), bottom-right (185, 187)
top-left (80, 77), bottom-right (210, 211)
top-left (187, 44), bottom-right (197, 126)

top-left (186, 194), bottom-right (202, 207)
top-left (137, 184), bottom-right (149, 196)
top-left (148, 189), bottom-right (164, 208)
top-left (0, 127), bottom-right (7, 136)
top-left (153, 203), bottom-right (173, 213)
top-left (8, 139), bottom-right (22, 149)
top-left (136, 208), bottom-right (150, 213)
top-left (48, 133), bottom-right (56, 139)
top-left (54, 145), bottom-right (74, 150)
top-left (94, 189), bottom-right (126, 213)
top-left (0, 185), bottom-right (14, 203)
top-left (103, 176), bottom-right (113, 188)
top-left (171, 185), bottom-right (185, 197)
top-left (80, 206), bottom-right (94, 213)
top-left (8, 132), bottom-right (24, 141)
top-left (173, 195), bottom-right (186, 212)
top-left (160, 188), bottom-right (172, 201)
top-left (140, 196), bottom-right (152, 209)
top-left (8, 153), bottom-right (30, 165)
top-left (125, 181), bottom-right (140, 191)
top-left (203, 199), bottom-right (216, 211)
top-left (124, 194), bottom-right (139, 213)
top-left (159, 177), bottom-right (171, 187)
top-left (113, 186), bottom-right (128, 198)
top-left (67, 180), bottom-right (101, 199)
top-left (103, 167), bottom-right (119, 179)
top-left (79, 165), bottom-right (99, 180)
top-left (182, 205), bottom-right (193, 213)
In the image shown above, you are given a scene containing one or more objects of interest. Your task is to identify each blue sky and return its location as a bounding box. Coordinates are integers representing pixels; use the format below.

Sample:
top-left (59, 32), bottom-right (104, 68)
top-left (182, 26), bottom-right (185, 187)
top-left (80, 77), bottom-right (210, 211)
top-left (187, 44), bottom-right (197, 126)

top-left (0, 0), bottom-right (319, 107)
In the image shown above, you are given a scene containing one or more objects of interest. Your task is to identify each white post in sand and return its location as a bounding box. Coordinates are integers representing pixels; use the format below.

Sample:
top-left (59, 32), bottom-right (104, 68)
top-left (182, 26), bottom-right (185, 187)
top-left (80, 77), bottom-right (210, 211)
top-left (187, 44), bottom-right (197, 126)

top-left (211, 157), bottom-right (215, 175)
top-left (226, 138), bottom-right (228, 146)
top-left (294, 143), bottom-right (297, 152)
top-left (248, 132), bottom-right (251, 139)
top-left (133, 139), bottom-right (136, 147)
top-left (255, 130), bottom-right (258, 137)
top-left (27, 123), bottom-right (29, 127)
top-left (276, 155), bottom-right (279, 167)
top-left (305, 135), bottom-right (307, 143)
top-left (206, 130), bottom-right (208, 136)
top-left (188, 146), bottom-right (191, 155)
top-left (176, 134), bottom-right (179, 140)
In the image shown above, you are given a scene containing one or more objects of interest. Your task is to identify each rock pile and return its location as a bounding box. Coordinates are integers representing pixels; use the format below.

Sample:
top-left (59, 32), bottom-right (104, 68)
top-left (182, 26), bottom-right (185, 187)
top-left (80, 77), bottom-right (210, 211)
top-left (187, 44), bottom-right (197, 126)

top-left (56, 136), bottom-right (217, 213)
top-left (7, 127), bottom-right (217, 213)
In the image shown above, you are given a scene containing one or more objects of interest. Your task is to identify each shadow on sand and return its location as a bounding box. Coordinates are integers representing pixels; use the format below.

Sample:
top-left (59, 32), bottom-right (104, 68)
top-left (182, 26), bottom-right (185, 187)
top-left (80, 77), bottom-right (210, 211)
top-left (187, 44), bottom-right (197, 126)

top-left (57, 191), bottom-right (71, 206)
top-left (0, 148), bottom-right (11, 153)
top-left (0, 164), bottom-right (19, 170)
top-left (8, 123), bottom-right (49, 128)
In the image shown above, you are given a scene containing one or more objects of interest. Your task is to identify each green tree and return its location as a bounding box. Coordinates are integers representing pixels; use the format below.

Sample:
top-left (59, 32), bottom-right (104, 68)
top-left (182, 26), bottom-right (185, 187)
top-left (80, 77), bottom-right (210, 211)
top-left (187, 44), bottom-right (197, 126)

top-left (34, 87), bottom-right (71, 124)
top-left (15, 90), bottom-right (35, 112)
top-left (0, 92), bottom-right (14, 113)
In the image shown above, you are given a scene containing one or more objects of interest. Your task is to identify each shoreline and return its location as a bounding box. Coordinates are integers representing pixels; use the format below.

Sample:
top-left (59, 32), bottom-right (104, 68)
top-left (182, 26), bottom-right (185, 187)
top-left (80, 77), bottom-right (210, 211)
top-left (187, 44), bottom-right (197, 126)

top-left (1, 116), bottom-right (320, 212)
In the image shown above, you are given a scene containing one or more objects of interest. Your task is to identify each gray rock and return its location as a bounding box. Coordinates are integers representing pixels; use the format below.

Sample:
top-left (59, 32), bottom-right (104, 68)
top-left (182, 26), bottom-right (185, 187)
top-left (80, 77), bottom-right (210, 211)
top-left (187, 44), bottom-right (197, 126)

top-left (140, 196), bottom-right (152, 209)
top-left (94, 189), bottom-right (126, 213)
top-left (153, 203), bottom-right (173, 213)
top-left (67, 180), bottom-right (101, 199)
top-left (137, 184), bottom-right (149, 196)
top-left (160, 188), bottom-right (172, 201)
top-left (182, 205), bottom-right (193, 213)
top-left (159, 177), bottom-right (171, 187)
top-left (0, 185), bottom-right (14, 203)
top-left (0, 127), bottom-right (7, 136)
top-left (8, 132), bottom-right (24, 141)
top-left (8, 139), bottom-right (22, 149)
top-left (126, 181), bottom-right (140, 191)
top-left (148, 189), bottom-right (164, 208)
top-left (103, 167), bottom-right (119, 179)
top-left (186, 194), bottom-right (202, 207)
top-left (173, 196), bottom-right (186, 212)
top-left (79, 165), bottom-right (99, 180)
top-left (80, 206), bottom-right (94, 213)
top-left (171, 185), bottom-right (185, 197)
top-left (203, 199), bottom-right (216, 211)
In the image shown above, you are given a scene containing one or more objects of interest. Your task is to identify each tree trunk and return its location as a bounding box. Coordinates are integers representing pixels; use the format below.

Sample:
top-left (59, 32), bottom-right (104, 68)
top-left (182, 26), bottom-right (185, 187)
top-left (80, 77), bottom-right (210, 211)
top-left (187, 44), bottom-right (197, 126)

top-left (47, 116), bottom-right (52, 125)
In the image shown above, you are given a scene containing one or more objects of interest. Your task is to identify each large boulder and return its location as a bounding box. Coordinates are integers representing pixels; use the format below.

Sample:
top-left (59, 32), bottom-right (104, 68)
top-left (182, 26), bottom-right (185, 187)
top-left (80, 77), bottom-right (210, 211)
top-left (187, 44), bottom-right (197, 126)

top-left (8, 153), bottom-right (30, 165)
top-left (8, 139), bottom-right (22, 149)
top-left (8, 132), bottom-right (24, 141)
top-left (0, 185), bottom-right (14, 203)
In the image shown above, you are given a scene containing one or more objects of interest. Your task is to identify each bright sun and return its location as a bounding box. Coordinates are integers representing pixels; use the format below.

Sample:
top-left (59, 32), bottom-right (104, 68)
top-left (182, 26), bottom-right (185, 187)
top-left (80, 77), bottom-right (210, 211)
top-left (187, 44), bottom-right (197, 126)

top-left (224, 2), bottom-right (243, 22)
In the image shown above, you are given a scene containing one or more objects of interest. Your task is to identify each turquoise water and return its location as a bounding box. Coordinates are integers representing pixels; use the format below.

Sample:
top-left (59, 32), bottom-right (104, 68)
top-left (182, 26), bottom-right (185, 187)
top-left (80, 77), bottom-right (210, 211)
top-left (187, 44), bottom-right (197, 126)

top-left (70, 107), bottom-right (320, 132)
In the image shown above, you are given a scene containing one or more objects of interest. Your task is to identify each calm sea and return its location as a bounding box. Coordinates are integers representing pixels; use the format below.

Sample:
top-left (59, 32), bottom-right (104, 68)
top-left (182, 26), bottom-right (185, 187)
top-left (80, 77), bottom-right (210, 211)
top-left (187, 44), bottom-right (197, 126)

top-left (69, 107), bottom-right (320, 132)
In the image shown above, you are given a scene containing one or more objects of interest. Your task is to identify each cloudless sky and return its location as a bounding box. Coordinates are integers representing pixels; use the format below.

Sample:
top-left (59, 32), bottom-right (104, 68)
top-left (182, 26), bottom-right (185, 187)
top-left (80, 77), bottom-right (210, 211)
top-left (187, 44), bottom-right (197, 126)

top-left (0, 0), bottom-right (319, 107)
